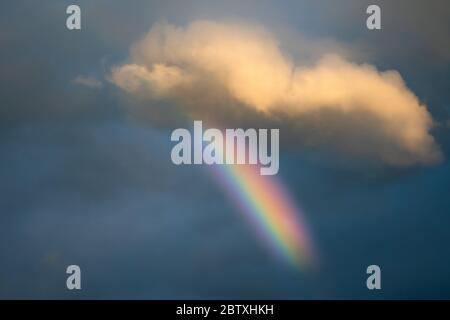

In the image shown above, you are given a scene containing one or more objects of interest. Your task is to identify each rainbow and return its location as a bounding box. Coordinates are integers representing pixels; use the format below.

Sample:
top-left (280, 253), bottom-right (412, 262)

top-left (181, 121), bottom-right (318, 269)
top-left (210, 162), bottom-right (317, 269)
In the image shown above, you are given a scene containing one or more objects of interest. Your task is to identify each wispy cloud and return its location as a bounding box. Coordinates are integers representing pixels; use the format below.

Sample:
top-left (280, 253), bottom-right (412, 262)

top-left (73, 75), bottom-right (103, 89)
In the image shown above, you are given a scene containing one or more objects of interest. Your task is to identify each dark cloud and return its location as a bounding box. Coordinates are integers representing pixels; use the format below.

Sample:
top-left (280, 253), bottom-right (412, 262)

top-left (0, 0), bottom-right (450, 299)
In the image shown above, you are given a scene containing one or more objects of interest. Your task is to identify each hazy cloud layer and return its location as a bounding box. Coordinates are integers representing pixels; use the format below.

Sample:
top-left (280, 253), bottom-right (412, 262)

top-left (111, 20), bottom-right (442, 166)
top-left (1, 0), bottom-right (450, 299)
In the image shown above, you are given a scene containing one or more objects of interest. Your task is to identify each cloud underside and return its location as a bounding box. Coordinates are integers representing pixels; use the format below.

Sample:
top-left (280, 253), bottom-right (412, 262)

top-left (111, 20), bottom-right (442, 166)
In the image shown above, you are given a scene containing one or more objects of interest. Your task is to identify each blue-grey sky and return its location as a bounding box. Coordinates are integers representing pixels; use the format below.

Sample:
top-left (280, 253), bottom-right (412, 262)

top-left (1, 0), bottom-right (450, 299)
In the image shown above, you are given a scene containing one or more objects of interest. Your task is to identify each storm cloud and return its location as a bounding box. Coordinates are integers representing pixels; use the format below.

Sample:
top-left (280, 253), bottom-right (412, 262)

top-left (1, 0), bottom-right (450, 300)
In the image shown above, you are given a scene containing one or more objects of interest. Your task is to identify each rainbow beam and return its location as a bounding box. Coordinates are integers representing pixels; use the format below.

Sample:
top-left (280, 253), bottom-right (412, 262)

top-left (211, 163), bottom-right (317, 268)
top-left (180, 121), bottom-right (318, 268)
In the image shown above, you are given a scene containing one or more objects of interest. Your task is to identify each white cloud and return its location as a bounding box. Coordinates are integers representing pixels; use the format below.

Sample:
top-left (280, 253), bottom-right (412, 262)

top-left (111, 20), bottom-right (442, 166)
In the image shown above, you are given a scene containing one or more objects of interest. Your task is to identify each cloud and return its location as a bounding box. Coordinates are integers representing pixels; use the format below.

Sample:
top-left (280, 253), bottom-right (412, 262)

top-left (73, 75), bottom-right (103, 89)
top-left (112, 63), bottom-right (192, 96)
top-left (110, 20), bottom-right (442, 166)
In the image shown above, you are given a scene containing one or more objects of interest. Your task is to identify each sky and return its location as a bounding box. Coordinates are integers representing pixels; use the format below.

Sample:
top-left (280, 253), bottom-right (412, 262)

top-left (1, 0), bottom-right (450, 299)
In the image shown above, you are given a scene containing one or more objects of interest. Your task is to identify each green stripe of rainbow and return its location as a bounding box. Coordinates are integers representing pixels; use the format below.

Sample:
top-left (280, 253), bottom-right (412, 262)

top-left (211, 163), bottom-right (317, 268)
